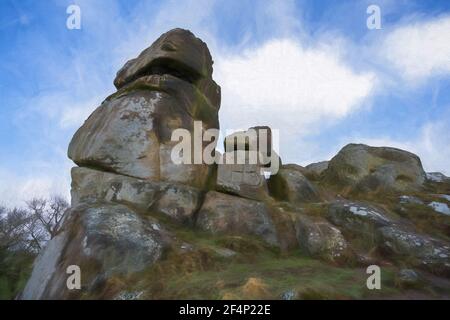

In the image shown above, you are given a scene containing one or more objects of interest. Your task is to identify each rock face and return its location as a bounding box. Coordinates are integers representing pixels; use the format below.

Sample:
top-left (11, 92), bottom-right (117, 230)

top-left (22, 29), bottom-right (219, 299)
top-left (71, 167), bottom-right (202, 224)
top-left (322, 144), bottom-right (426, 193)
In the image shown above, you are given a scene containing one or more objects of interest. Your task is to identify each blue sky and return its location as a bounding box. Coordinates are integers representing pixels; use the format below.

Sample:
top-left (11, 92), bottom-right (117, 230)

top-left (1, 0), bottom-right (450, 206)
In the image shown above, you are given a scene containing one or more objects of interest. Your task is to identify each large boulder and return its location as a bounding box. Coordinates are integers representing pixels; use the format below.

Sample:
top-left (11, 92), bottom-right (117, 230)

top-left (322, 144), bottom-right (426, 193)
top-left (114, 28), bottom-right (215, 91)
top-left (268, 166), bottom-right (321, 204)
top-left (216, 126), bottom-right (282, 201)
top-left (327, 200), bottom-right (392, 235)
top-left (294, 214), bottom-right (349, 263)
top-left (71, 167), bottom-right (202, 224)
top-left (216, 151), bottom-right (270, 201)
top-left (68, 28), bottom-right (221, 189)
top-left (21, 203), bottom-right (170, 299)
top-left (196, 191), bottom-right (278, 246)
top-left (378, 226), bottom-right (450, 275)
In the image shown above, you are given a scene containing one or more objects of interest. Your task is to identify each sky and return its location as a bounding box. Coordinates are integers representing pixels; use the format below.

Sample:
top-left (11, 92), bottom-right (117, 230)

top-left (0, 0), bottom-right (450, 207)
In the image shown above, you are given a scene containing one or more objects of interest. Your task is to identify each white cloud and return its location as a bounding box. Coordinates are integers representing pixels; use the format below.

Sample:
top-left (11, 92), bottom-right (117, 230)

top-left (216, 38), bottom-right (376, 161)
top-left (0, 168), bottom-right (71, 208)
top-left (380, 15), bottom-right (450, 83)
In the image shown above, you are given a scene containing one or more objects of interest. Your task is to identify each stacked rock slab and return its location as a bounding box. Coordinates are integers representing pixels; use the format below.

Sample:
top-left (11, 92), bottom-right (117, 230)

top-left (216, 126), bottom-right (276, 201)
top-left (21, 29), bottom-right (221, 299)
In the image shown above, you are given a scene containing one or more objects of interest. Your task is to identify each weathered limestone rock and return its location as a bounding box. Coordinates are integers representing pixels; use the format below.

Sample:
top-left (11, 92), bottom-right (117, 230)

top-left (327, 200), bottom-right (392, 235)
top-left (71, 167), bottom-right (202, 224)
top-left (68, 28), bottom-right (221, 189)
top-left (268, 166), bottom-right (321, 204)
top-left (196, 191), bottom-right (278, 246)
top-left (295, 214), bottom-right (349, 263)
top-left (395, 269), bottom-right (421, 288)
top-left (322, 144), bottom-right (426, 193)
top-left (21, 203), bottom-right (170, 299)
top-left (216, 125), bottom-right (281, 200)
top-left (216, 151), bottom-right (269, 201)
top-left (378, 226), bottom-right (450, 275)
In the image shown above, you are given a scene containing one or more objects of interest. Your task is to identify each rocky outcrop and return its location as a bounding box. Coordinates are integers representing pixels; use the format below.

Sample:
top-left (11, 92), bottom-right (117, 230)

top-left (196, 191), bottom-right (278, 246)
top-left (21, 29), bottom-right (450, 300)
top-left (68, 28), bottom-right (220, 189)
top-left (23, 29), bottom-right (220, 299)
top-left (322, 144), bottom-right (426, 193)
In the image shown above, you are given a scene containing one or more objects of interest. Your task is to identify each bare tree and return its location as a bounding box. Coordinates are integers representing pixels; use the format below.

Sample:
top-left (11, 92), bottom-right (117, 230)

top-left (0, 195), bottom-right (69, 255)
top-left (26, 196), bottom-right (69, 241)
top-left (0, 206), bottom-right (30, 251)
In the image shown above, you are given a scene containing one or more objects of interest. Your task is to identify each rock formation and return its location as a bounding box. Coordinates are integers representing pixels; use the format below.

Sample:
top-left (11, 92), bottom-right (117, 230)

top-left (21, 29), bottom-right (450, 300)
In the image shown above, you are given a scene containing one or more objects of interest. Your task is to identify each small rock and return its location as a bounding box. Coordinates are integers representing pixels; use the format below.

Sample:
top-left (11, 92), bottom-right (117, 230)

top-left (280, 289), bottom-right (297, 300)
top-left (395, 269), bottom-right (420, 288)
top-left (428, 202), bottom-right (450, 216)
top-left (399, 195), bottom-right (423, 205)
top-left (212, 247), bottom-right (237, 258)
top-left (114, 291), bottom-right (144, 300)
